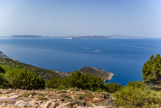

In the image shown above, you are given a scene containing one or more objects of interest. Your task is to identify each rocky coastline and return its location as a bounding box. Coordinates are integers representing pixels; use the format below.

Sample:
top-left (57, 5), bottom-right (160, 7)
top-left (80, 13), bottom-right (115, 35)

top-left (0, 52), bottom-right (9, 59)
top-left (79, 67), bottom-right (114, 81)
top-left (0, 52), bottom-right (18, 61)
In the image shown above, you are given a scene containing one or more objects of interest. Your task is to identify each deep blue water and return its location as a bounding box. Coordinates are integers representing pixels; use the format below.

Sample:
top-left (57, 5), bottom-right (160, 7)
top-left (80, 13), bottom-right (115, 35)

top-left (0, 39), bottom-right (161, 85)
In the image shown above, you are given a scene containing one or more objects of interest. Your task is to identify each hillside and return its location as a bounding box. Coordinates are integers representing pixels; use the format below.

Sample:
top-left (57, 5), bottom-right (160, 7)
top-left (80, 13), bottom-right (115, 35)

top-left (0, 52), bottom-right (113, 82)
top-left (0, 57), bottom-right (69, 81)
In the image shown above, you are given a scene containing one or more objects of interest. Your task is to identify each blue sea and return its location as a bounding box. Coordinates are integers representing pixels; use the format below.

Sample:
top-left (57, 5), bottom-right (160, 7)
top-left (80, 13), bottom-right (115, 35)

top-left (0, 39), bottom-right (161, 85)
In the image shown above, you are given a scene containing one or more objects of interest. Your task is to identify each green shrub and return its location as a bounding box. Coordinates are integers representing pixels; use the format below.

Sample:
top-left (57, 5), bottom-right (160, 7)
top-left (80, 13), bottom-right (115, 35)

top-left (0, 66), bottom-right (5, 73)
top-left (46, 71), bottom-right (105, 91)
top-left (114, 81), bottom-right (161, 107)
top-left (69, 71), bottom-right (104, 91)
top-left (126, 80), bottom-right (144, 88)
top-left (61, 77), bottom-right (71, 88)
top-left (104, 83), bottom-right (122, 93)
top-left (0, 67), bottom-right (8, 88)
top-left (46, 78), bottom-right (62, 88)
top-left (0, 73), bottom-right (5, 88)
top-left (4, 67), bottom-right (45, 89)
top-left (0, 73), bottom-right (4, 84)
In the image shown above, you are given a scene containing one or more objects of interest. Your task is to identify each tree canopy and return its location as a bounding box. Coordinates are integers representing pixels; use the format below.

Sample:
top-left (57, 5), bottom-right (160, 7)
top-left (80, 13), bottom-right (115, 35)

top-left (142, 54), bottom-right (161, 85)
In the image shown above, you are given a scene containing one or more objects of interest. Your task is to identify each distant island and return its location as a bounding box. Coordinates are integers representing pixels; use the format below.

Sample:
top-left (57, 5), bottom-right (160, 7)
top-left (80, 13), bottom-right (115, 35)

top-left (0, 34), bottom-right (145, 39)
top-left (66, 36), bottom-right (112, 39)
top-left (11, 35), bottom-right (42, 39)
top-left (65, 35), bottom-right (145, 39)
top-left (11, 35), bottom-right (51, 39)
top-left (0, 34), bottom-right (150, 40)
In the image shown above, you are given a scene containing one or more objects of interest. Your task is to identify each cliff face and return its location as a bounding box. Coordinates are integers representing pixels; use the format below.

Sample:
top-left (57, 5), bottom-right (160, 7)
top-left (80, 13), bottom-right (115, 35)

top-left (79, 67), bottom-right (114, 81)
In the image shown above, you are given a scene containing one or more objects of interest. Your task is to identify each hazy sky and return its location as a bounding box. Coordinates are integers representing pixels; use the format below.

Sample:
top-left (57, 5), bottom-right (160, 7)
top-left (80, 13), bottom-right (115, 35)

top-left (0, 0), bottom-right (161, 37)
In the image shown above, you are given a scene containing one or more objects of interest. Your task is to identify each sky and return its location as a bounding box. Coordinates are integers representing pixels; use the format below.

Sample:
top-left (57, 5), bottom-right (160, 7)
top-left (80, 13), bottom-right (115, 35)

top-left (0, 0), bottom-right (161, 38)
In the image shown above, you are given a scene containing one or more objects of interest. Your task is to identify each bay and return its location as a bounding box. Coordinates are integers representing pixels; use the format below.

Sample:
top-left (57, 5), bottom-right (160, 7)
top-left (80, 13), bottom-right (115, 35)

top-left (0, 39), bottom-right (161, 85)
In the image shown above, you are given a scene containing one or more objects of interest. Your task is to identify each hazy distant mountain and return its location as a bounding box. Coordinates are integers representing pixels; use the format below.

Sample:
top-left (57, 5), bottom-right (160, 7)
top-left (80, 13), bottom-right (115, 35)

top-left (8, 34), bottom-right (146, 39)
top-left (108, 34), bottom-right (145, 39)
top-left (65, 36), bottom-right (112, 39)
top-left (11, 35), bottom-right (43, 39)
top-left (65, 35), bottom-right (146, 39)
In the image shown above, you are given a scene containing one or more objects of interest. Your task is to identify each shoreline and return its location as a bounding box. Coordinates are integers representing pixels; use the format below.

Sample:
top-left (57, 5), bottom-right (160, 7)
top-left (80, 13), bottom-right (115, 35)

top-left (105, 73), bottom-right (114, 81)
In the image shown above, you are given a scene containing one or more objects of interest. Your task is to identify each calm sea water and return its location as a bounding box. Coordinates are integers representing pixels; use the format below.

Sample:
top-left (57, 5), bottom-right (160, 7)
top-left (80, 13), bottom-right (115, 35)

top-left (0, 39), bottom-right (161, 85)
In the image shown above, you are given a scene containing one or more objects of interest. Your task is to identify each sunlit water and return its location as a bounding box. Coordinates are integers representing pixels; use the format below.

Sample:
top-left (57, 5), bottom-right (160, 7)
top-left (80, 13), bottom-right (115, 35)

top-left (0, 39), bottom-right (161, 85)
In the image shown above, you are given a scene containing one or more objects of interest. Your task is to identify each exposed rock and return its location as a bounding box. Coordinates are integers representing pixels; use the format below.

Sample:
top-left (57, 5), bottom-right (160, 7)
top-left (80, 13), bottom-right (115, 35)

top-left (76, 106), bottom-right (88, 108)
top-left (0, 89), bottom-right (114, 108)
top-left (75, 100), bottom-right (87, 106)
top-left (57, 102), bottom-right (77, 108)
top-left (98, 92), bottom-right (110, 99)
top-left (59, 93), bottom-right (71, 99)
top-left (79, 67), bottom-right (114, 81)
top-left (15, 100), bottom-right (29, 107)
top-left (29, 99), bottom-right (39, 107)
top-left (0, 51), bottom-right (9, 58)
top-left (0, 97), bottom-right (17, 104)
top-left (43, 100), bottom-right (51, 108)
top-left (100, 98), bottom-right (114, 107)
top-left (0, 96), bottom-right (8, 99)
top-left (50, 102), bottom-right (59, 108)
top-left (93, 97), bottom-right (101, 103)
top-left (9, 95), bottom-right (19, 99)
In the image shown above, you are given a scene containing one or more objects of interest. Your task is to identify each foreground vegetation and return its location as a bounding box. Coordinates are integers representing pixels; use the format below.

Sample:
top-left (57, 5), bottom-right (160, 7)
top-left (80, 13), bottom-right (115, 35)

top-left (0, 54), bottom-right (161, 107)
top-left (0, 57), bottom-right (64, 81)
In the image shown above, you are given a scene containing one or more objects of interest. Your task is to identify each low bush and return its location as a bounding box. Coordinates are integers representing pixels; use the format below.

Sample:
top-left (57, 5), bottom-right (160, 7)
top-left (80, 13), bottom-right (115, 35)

top-left (0, 66), bottom-right (5, 73)
top-left (104, 83), bottom-right (122, 93)
top-left (3, 66), bottom-right (45, 89)
top-left (46, 71), bottom-right (105, 91)
top-left (114, 81), bottom-right (161, 107)
top-left (45, 78), bottom-right (62, 88)
top-left (0, 73), bottom-right (5, 88)
top-left (67, 71), bottom-right (104, 91)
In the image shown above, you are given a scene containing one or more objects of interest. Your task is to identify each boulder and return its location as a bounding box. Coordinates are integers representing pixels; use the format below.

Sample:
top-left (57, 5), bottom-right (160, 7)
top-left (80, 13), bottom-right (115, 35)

top-left (43, 100), bottom-right (51, 108)
top-left (15, 100), bottom-right (29, 107)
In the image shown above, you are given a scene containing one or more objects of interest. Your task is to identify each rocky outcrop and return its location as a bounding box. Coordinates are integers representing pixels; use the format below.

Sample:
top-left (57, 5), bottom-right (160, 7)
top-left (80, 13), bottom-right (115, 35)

top-left (0, 89), bottom-right (114, 108)
top-left (79, 67), bottom-right (114, 81)
top-left (0, 52), bottom-right (9, 58)
top-left (0, 51), bottom-right (18, 61)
